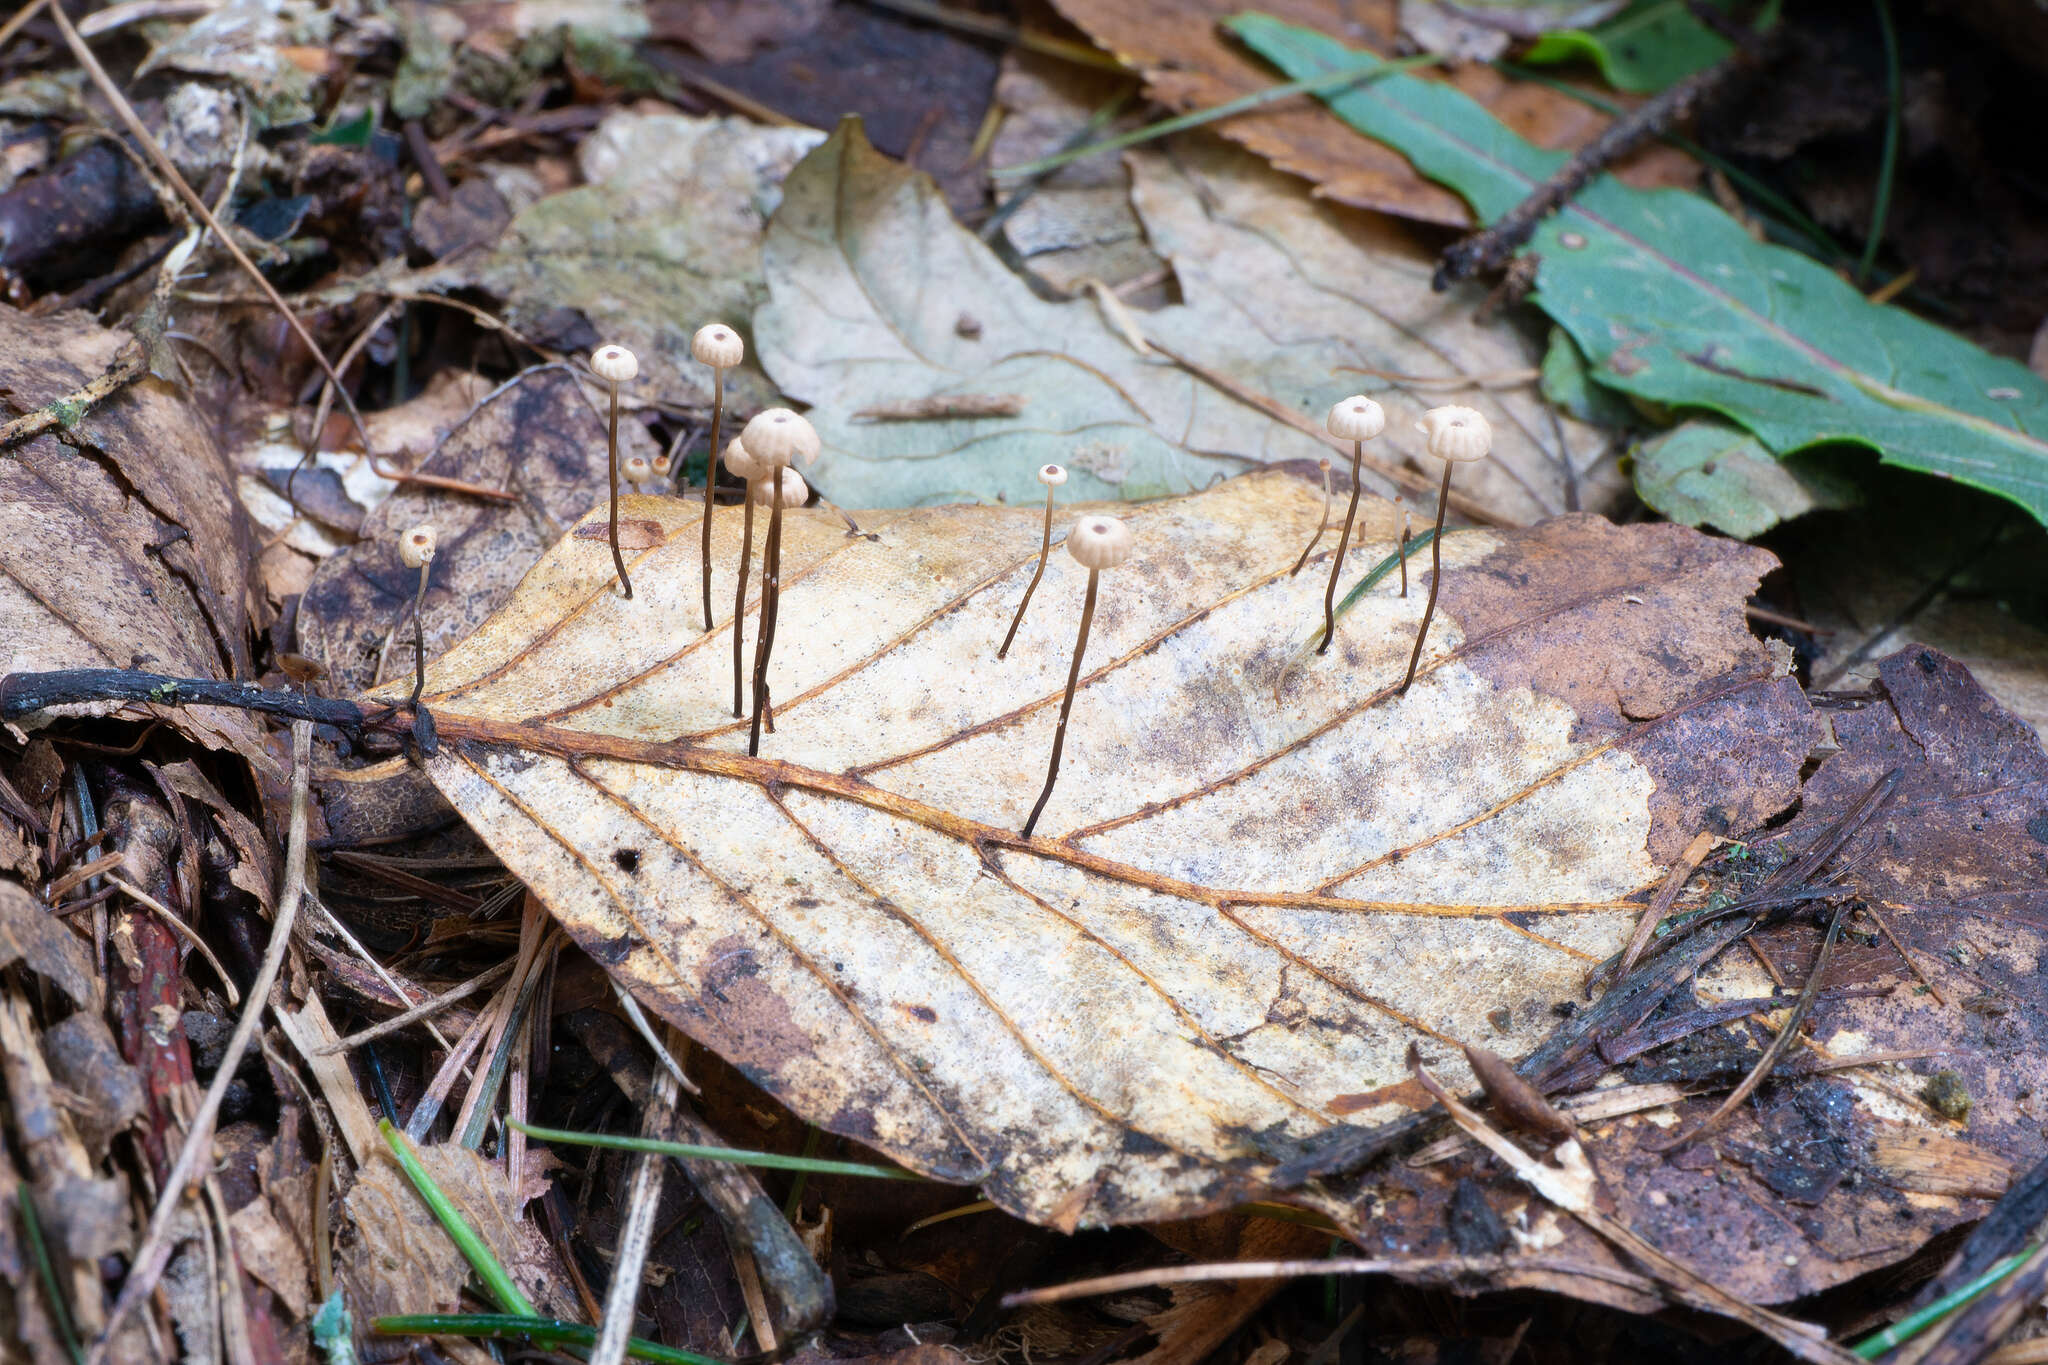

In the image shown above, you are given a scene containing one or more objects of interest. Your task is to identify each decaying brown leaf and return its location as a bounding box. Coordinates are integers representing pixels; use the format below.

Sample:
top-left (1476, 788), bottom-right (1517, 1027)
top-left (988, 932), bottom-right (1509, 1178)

top-left (300, 365), bottom-right (661, 698)
top-left (1045, 0), bottom-right (1698, 226)
top-left (380, 472), bottom-right (1813, 1250)
top-left (0, 305), bottom-right (264, 764)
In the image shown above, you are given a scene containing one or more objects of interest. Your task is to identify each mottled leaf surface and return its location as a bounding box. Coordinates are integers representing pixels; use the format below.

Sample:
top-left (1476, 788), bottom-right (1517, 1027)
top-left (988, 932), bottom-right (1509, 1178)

top-left (379, 473), bottom-right (1813, 1231)
top-left (1232, 14), bottom-right (2048, 528)
top-left (761, 123), bottom-right (1612, 521)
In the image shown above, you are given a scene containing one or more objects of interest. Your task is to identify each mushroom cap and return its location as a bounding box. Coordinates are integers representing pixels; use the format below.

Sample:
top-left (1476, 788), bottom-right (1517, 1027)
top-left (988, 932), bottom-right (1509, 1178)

top-left (691, 322), bottom-right (744, 369)
top-left (1066, 515), bottom-right (1133, 571)
top-left (1325, 395), bottom-right (1385, 441)
top-left (399, 523), bottom-right (437, 569)
top-left (1415, 405), bottom-right (1492, 463)
top-left (622, 453), bottom-right (653, 484)
top-left (651, 453), bottom-right (673, 477)
top-left (723, 434), bottom-right (774, 483)
top-left (590, 344), bottom-right (638, 383)
top-left (1038, 463), bottom-right (1068, 487)
top-left (740, 408), bottom-right (821, 467)
top-left (749, 466), bottom-right (809, 509)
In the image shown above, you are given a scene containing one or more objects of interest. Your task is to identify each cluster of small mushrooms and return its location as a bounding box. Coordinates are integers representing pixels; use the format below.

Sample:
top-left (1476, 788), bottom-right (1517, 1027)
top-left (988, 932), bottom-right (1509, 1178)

top-left (399, 329), bottom-right (1494, 836)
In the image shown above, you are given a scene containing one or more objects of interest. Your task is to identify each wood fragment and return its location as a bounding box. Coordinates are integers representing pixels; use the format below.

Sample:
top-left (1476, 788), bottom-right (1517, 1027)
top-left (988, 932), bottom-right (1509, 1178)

top-left (852, 394), bottom-right (1027, 421)
top-left (0, 345), bottom-right (147, 451)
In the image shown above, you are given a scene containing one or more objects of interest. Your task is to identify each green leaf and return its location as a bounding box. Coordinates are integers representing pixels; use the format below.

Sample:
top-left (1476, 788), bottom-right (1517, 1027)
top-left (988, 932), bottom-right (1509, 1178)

top-left (1228, 12), bottom-right (2048, 530)
top-left (1631, 420), bottom-right (1858, 539)
top-left (1539, 327), bottom-right (1633, 429)
top-left (1521, 1), bottom-right (1733, 94)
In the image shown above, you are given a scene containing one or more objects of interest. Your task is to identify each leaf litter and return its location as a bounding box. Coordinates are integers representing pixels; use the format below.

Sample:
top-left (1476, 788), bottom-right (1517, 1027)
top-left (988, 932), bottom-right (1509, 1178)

top-left (5, 3), bottom-right (2048, 1361)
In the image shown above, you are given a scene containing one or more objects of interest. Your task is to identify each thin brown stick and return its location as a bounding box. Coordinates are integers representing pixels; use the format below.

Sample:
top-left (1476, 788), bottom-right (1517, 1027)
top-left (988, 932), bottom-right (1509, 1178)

top-left (1651, 903), bottom-right (1848, 1153)
top-left (1316, 444), bottom-right (1365, 655)
top-left (1288, 459), bottom-right (1333, 579)
top-left (315, 959), bottom-right (514, 1055)
top-left (747, 494), bottom-right (786, 756)
top-left (700, 370), bottom-right (724, 632)
top-left (1399, 461), bottom-right (1455, 691)
top-left (606, 382), bottom-right (632, 598)
top-left (1433, 58), bottom-right (1739, 289)
top-left (731, 489), bottom-right (756, 717)
top-left (1604, 830), bottom-right (1716, 987)
top-left (0, 0), bottom-right (49, 54)
top-left (48, 4), bottom-right (375, 457)
top-left (0, 344), bottom-right (147, 451)
top-left (86, 721), bottom-right (311, 1365)
top-left (1867, 900), bottom-right (1946, 1006)
top-left (1022, 570), bottom-right (1099, 839)
top-left (998, 486), bottom-right (1057, 658)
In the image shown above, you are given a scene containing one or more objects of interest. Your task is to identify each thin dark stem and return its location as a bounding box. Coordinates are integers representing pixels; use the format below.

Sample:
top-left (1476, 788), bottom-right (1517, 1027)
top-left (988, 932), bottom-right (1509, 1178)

top-left (1858, 0), bottom-right (1900, 284)
top-left (1021, 571), bottom-right (1098, 840)
top-left (747, 496), bottom-right (785, 757)
top-left (1399, 512), bottom-right (1410, 598)
top-left (409, 562), bottom-right (430, 711)
top-left (1288, 462), bottom-right (1333, 578)
top-left (607, 385), bottom-right (632, 599)
top-left (731, 489), bottom-right (756, 718)
top-left (1316, 444), bottom-right (1364, 655)
top-left (700, 369), bottom-right (722, 632)
top-left (1399, 462), bottom-right (1455, 693)
top-left (997, 488), bottom-right (1057, 659)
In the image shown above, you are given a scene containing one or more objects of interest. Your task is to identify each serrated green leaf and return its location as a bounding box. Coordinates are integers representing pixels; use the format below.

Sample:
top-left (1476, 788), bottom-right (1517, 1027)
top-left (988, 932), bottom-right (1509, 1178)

top-left (1632, 419), bottom-right (1858, 538)
top-left (1228, 11), bottom-right (2048, 530)
top-left (1521, 0), bottom-right (1733, 93)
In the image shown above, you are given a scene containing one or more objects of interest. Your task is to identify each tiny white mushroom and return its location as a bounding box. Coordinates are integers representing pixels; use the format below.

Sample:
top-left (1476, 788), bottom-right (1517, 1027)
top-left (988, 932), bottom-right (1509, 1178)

top-left (589, 344), bottom-right (640, 598)
top-left (1401, 405), bottom-right (1495, 692)
top-left (692, 323), bottom-right (746, 629)
top-left (998, 462), bottom-right (1069, 660)
top-left (398, 523), bottom-right (438, 711)
top-left (1313, 395), bottom-right (1386, 656)
top-left (737, 410), bottom-right (820, 755)
top-left (1022, 514), bottom-right (1133, 839)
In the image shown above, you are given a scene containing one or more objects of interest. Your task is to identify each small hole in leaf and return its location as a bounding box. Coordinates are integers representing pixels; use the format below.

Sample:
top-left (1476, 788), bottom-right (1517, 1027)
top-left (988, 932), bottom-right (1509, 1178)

top-left (613, 849), bottom-right (641, 873)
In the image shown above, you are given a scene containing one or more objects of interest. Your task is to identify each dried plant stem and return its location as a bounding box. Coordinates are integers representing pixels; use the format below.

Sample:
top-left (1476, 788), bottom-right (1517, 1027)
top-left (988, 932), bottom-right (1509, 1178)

top-left (606, 383), bottom-right (633, 599)
top-left (1022, 570), bottom-right (1098, 839)
top-left (316, 960), bottom-right (512, 1055)
top-left (1400, 511), bottom-right (1411, 597)
top-left (731, 491), bottom-right (756, 717)
top-left (700, 370), bottom-right (723, 631)
top-left (1316, 442), bottom-right (1365, 656)
top-left (1398, 461), bottom-right (1455, 692)
top-left (87, 722), bottom-right (311, 1365)
top-left (747, 497), bottom-right (786, 756)
top-left (591, 1062), bottom-right (681, 1365)
top-left (998, 485), bottom-right (1058, 659)
top-left (1288, 460), bottom-right (1333, 579)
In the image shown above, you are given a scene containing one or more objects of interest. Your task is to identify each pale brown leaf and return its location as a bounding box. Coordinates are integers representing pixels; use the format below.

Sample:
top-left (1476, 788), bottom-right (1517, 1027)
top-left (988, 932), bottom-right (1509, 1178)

top-left (382, 472), bottom-right (1811, 1236)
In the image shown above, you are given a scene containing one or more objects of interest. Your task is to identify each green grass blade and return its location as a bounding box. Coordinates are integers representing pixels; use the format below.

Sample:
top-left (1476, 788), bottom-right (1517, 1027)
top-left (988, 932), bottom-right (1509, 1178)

top-left (377, 1120), bottom-right (537, 1317)
top-left (1850, 1250), bottom-right (2029, 1358)
top-left (373, 1313), bottom-right (723, 1365)
top-left (509, 1120), bottom-right (929, 1181)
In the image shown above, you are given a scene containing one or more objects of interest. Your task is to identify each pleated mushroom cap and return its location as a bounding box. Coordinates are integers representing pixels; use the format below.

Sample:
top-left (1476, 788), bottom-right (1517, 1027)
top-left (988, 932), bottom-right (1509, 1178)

top-left (1067, 515), bottom-right (1133, 570)
top-left (723, 435), bottom-right (773, 483)
top-left (691, 323), bottom-right (744, 369)
top-left (1038, 463), bottom-right (1068, 487)
top-left (590, 344), bottom-right (638, 383)
top-left (740, 408), bottom-right (821, 468)
top-left (749, 466), bottom-right (809, 509)
top-left (1415, 405), bottom-right (1492, 462)
top-left (398, 524), bottom-right (437, 569)
top-left (1325, 395), bottom-right (1385, 441)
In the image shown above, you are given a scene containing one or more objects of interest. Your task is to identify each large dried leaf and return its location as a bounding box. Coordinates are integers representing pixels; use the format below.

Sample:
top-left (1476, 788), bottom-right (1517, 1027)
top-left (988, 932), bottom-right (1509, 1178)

top-left (381, 472), bottom-right (1814, 1235)
top-left (0, 306), bottom-right (262, 763)
top-left (1045, 0), bottom-right (1698, 227)
top-left (761, 122), bottom-right (1612, 521)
